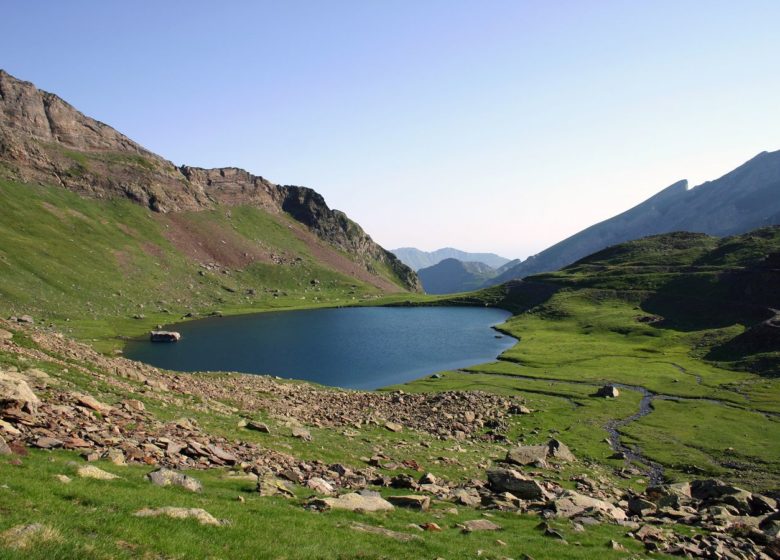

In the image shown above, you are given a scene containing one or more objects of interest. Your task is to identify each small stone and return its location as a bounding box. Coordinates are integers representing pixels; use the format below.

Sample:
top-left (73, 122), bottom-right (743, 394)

top-left (123, 399), bottom-right (145, 412)
top-left (54, 474), bottom-right (71, 484)
top-left (105, 449), bottom-right (127, 466)
top-left (74, 393), bottom-right (113, 414)
top-left (257, 473), bottom-right (295, 498)
top-left (77, 465), bottom-right (119, 480)
top-left (33, 437), bottom-right (63, 449)
top-left (460, 519), bottom-right (502, 533)
top-left (246, 421), bottom-right (270, 433)
top-left (306, 477), bottom-right (335, 495)
top-left (350, 522), bottom-right (421, 542)
top-left (609, 539), bottom-right (626, 551)
top-left (0, 435), bottom-right (11, 455)
top-left (291, 427), bottom-right (311, 441)
top-left (147, 468), bottom-right (202, 492)
top-left (384, 421), bottom-right (403, 433)
top-left (134, 507), bottom-right (223, 526)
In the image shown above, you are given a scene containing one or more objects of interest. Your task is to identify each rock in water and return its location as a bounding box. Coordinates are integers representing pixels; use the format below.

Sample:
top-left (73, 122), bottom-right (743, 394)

top-left (149, 331), bottom-right (181, 342)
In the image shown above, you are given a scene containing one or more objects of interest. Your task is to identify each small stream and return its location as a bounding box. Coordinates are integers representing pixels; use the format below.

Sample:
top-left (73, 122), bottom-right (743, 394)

top-left (605, 384), bottom-right (665, 484)
top-left (458, 368), bottom-right (778, 485)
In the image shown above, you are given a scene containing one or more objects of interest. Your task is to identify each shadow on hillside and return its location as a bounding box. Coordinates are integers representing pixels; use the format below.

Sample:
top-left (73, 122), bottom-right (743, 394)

top-left (641, 251), bottom-right (780, 332)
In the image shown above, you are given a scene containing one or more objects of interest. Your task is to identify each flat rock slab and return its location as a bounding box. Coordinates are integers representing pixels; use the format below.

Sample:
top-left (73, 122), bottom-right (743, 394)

top-left (552, 491), bottom-right (627, 521)
top-left (350, 522), bottom-right (421, 542)
top-left (77, 465), bottom-right (119, 480)
top-left (134, 507), bottom-right (224, 526)
top-left (313, 492), bottom-right (394, 513)
top-left (487, 467), bottom-right (549, 500)
top-left (257, 473), bottom-right (295, 498)
top-left (147, 468), bottom-right (202, 492)
top-left (384, 421), bottom-right (403, 433)
top-left (460, 519), bottom-right (502, 532)
top-left (506, 445), bottom-right (549, 466)
top-left (73, 393), bottom-right (113, 414)
top-left (387, 495), bottom-right (431, 511)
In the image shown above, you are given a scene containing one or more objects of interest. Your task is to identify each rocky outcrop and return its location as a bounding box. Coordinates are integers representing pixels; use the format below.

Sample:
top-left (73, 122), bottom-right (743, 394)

top-left (0, 70), bottom-right (420, 292)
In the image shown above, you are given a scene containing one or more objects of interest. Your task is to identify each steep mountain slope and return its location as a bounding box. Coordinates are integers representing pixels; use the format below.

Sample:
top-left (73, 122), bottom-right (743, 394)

top-left (490, 151), bottom-right (780, 285)
top-left (0, 69), bottom-right (419, 293)
top-left (417, 258), bottom-right (498, 294)
top-left (392, 247), bottom-right (511, 271)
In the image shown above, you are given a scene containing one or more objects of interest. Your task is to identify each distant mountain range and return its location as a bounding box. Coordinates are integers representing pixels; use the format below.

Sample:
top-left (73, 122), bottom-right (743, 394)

top-left (417, 259), bottom-right (497, 294)
top-left (391, 247), bottom-right (511, 271)
top-left (488, 150), bottom-right (780, 286)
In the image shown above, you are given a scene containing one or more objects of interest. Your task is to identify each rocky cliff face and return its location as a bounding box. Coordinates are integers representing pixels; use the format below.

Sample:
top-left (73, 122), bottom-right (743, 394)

top-left (0, 70), bottom-right (420, 291)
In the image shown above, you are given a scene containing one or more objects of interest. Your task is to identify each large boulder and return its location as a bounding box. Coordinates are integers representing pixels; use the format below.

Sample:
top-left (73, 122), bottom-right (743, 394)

top-left (387, 495), bottom-right (430, 511)
top-left (551, 490), bottom-right (627, 521)
top-left (487, 467), bottom-right (549, 500)
top-left (0, 370), bottom-right (39, 416)
top-left (505, 445), bottom-right (549, 467)
top-left (547, 439), bottom-right (575, 462)
top-left (312, 491), bottom-right (394, 513)
top-left (689, 479), bottom-right (754, 514)
top-left (149, 331), bottom-right (181, 342)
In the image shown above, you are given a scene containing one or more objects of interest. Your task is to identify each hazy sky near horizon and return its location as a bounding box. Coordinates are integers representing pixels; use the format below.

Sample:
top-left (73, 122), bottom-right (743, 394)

top-left (2, 1), bottom-right (779, 258)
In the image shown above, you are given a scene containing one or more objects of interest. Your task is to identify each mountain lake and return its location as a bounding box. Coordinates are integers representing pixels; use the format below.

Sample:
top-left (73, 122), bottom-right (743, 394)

top-left (124, 306), bottom-right (516, 390)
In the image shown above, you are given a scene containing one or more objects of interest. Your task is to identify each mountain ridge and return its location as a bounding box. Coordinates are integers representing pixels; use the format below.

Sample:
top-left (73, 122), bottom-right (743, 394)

top-left (489, 150), bottom-right (780, 286)
top-left (0, 69), bottom-right (420, 292)
top-left (417, 258), bottom-right (498, 294)
top-left (392, 247), bottom-right (511, 271)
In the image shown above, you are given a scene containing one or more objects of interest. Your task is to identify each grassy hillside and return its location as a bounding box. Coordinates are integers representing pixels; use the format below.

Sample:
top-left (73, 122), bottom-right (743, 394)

top-left (0, 179), bottom-right (415, 350)
top-left (428, 228), bottom-right (780, 489)
top-left (0, 228), bottom-right (779, 559)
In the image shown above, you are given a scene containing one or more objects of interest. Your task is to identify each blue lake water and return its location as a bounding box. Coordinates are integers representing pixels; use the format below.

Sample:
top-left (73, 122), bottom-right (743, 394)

top-left (124, 306), bottom-right (515, 390)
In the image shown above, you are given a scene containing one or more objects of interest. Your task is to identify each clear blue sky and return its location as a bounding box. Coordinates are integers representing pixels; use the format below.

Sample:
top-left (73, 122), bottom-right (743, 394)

top-left (3, 1), bottom-right (779, 258)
